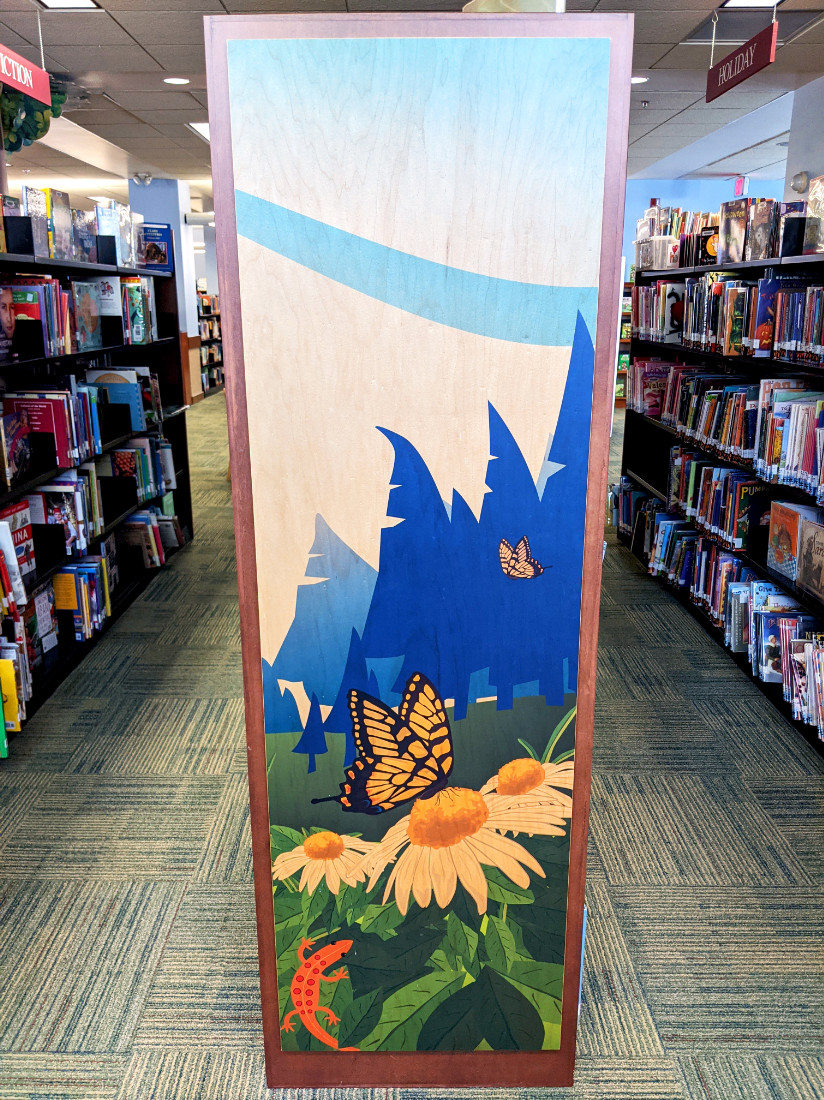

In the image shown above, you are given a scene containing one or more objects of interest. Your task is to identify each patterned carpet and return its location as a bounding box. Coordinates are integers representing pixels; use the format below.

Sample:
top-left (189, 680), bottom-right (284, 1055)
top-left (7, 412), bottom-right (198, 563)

top-left (0, 397), bottom-right (821, 1099)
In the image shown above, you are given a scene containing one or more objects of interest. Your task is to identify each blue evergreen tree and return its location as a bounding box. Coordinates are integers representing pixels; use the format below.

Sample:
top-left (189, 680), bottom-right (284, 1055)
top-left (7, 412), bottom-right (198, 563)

top-left (292, 693), bottom-right (328, 774)
top-left (261, 664), bottom-right (302, 733)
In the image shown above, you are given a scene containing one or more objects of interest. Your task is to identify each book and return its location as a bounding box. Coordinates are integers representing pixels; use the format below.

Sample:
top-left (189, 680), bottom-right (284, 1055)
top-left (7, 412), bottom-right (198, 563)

top-left (72, 281), bottom-right (103, 352)
top-left (22, 186), bottom-right (50, 259)
top-left (25, 484), bottom-right (82, 557)
top-left (767, 501), bottom-right (821, 581)
top-left (0, 501), bottom-right (36, 579)
top-left (745, 199), bottom-right (776, 262)
top-left (0, 519), bottom-right (27, 606)
top-left (718, 199), bottom-right (750, 265)
top-left (23, 580), bottom-right (58, 671)
top-left (44, 189), bottom-right (73, 261)
top-left (4, 393), bottom-right (74, 468)
top-left (71, 208), bottom-right (98, 264)
top-left (116, 202), bottom-right (133, 267)
top-left (797, 517), bottom-right (824, 602)
top-left (95, 276), bottom-right (122, 318)
top-left (803, 174), bottom-right (824, 256)
top-left (1, 411), bottom-right (31, 488)
top-left (95, 202), bottom-right (119, 254)
top-left (778, 201), bottom-right (807, 257)
top-left (142, 223), bottom-right (173, 272)
top-left (699, 226), bottom-right (719, 266)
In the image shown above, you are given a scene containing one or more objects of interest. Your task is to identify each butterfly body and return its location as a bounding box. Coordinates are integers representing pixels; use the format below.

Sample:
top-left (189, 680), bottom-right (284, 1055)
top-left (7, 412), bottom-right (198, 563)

top-left (313, 673), bottom-right (453, 815)
top-left (499, 535), bottom-right (544, 579)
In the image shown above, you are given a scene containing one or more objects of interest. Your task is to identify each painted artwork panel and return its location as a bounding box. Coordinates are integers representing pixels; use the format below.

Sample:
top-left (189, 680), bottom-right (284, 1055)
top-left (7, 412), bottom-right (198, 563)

top-left (224, 29), bottom-right (611, 1056)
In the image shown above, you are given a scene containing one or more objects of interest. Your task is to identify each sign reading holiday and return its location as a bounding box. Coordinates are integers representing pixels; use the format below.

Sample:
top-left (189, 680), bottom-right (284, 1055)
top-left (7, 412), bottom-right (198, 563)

top-left (706, 22), bottom-right (778, 103)
top-left (0, 42), bottom-right (50, 105)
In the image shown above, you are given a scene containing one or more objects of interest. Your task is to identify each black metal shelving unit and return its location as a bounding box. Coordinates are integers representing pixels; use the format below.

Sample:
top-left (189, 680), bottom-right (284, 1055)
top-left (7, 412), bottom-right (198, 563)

top-left (620, 253), bottom-right (824, 755)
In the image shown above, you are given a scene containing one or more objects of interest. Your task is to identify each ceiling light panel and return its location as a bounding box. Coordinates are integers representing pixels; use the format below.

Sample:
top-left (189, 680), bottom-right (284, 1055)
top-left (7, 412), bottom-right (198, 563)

top-left (37, 0), bottom-right (101, 8)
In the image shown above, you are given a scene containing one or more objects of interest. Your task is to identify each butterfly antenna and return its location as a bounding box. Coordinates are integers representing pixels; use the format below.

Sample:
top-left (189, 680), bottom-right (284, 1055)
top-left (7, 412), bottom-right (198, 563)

top-left (310, 795), bottom-right (340, 805)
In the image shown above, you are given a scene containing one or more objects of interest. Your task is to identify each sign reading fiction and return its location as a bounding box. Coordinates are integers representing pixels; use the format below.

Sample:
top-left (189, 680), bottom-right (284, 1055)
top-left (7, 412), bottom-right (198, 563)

top-left (0, 41), bottom-right (50, 105)
top-left (706, 22), bottom-right (778, 103)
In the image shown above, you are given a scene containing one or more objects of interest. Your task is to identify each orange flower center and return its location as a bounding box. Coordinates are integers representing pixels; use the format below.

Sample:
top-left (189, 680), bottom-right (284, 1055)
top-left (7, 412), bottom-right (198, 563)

top-left (303, 831), bottom-right (345, 860)
top-left (497, 758), bottom-right (545, 796)
top-left (407, 788), bottom-right (489, 849)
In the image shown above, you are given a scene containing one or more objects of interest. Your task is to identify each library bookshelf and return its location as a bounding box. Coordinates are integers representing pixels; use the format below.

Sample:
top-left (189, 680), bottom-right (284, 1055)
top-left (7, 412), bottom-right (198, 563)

top-left (618, 253), bottom-right (824, 755)
top-left (0, 240), bottom-right (193, 744)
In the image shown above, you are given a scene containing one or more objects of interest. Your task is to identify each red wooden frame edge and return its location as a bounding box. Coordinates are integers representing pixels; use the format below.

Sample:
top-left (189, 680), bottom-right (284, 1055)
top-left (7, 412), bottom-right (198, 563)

top-left (205, 12), bottom-right (632, 1088)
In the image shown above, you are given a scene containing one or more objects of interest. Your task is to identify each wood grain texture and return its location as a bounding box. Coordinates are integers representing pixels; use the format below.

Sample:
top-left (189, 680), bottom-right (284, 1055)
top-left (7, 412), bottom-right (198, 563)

top-left (206, 11), bottom-right (632, 1088)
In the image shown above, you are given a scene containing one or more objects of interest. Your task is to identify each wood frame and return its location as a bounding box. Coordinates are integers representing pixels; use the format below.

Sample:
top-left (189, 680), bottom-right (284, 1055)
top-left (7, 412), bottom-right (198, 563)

top-left (205, 12), bottom-right (632, 1088)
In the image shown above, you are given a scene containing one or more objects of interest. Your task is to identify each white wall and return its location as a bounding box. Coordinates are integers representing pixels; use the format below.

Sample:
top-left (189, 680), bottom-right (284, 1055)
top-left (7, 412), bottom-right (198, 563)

top-left (784, 74), bottom-right (824, 200)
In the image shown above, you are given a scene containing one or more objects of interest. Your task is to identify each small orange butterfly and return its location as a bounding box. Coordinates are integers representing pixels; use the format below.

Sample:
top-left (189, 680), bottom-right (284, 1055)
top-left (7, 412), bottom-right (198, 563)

top-left (499, 535), bottom-right (544, 579)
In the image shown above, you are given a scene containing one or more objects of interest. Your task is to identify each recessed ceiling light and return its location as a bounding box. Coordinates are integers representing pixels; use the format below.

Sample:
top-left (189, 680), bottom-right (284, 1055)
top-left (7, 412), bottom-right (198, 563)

top-left (722, 0), bottom-right (783, 6)
top-left (164, 77), bottom-right (190, 86)
top-left (631, 76), bottom-right (649, 85)
top-left (36, 0), bottom-right (101, 9)
top-left (187, 122), bottom-right (210, 142)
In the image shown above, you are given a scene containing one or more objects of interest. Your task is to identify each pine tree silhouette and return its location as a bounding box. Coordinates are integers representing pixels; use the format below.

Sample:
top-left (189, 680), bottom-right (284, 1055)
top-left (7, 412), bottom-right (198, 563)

top-left (261, 665), bottom-right (302, 733)
top-left (292, 693), bottom-right (328, 773)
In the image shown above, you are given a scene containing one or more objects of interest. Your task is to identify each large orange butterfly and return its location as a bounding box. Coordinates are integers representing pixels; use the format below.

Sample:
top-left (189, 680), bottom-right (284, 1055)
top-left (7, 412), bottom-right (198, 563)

top-left (313, 673), bottom-right (453, 815)
top-left (499, 535), bottom-right (544, 579)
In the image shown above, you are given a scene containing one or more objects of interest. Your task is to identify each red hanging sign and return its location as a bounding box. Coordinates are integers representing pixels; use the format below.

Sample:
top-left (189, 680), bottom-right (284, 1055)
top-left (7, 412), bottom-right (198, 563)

top-left (0, 42), bottom-right (50, 106)
top-left (706, 21), bottom-right (778, 103)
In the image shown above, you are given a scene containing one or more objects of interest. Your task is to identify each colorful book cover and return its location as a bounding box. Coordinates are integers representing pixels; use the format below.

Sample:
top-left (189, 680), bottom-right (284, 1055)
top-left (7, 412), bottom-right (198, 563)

top-left (94, 276), bottom-right (122, 318)
top-left (699, 226), bottom-right (718, 266)
top-left (718, 199), bottom-right (749, 265)
top-left (71, 281), bottom-right (103, 352)
top-left (803, 174), bottom-right (824, 255)
top-left (0, 658), bottom-right (20, 733)
top-left (26, 485), bottom-right (81, 556)
top-left (2, 411), bottom-right (31, 487)
top-left (797, 517), bottom-right (824, 601)
top-left (71, 208), bottom-right (98, 264)
top-left (22, 186), bottom-right (50, 259)
top-left (767, 502), bottom-right (809, 579)
top-left (778, 201), bottom-right (807, 257)
top-left (142, 223), bottom-right (173, 272)
top-left (115, 202), bottom-right (133, 267)
top-left (44, 189), bottom-right (73, 261)
top-left (745, 199), bottom-right (776, 262)
top-left (0, 501), bottom-right (35, 578)
top-left (23, 580), bottom-right (58, 671)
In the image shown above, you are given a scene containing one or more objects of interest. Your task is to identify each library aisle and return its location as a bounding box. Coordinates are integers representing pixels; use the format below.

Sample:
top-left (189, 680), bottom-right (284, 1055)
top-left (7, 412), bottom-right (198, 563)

top-left (0, 398), bottom-right (821, 1100)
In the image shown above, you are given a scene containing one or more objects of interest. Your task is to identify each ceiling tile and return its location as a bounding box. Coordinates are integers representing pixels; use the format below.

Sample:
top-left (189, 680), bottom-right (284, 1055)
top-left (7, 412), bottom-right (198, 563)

top-left (632, 44), bottom-right (677, 68)
top-left (631, 91), bottom-right (704, 111)
top-left (109, 11), bottom-right (206, 45)
top-left (347, 0), bottom-right (459, 8)
top-left (629, 120), bottom-right (665, 141)
top-left (770, 43), bottom-right (824, 72)
top-left (600, 0), bottom-right (719, 9)
top-left (143, 46), bottom-right (207, 70)
top-left (100, 0), bottom-right (222, 8)
top-left (632, 11), bottom-right (707, 45)
top-left (0, 20), bottom-right (35, 50)
top-left (1, 11), bottom-right (134, 47)
top-left (628, 109), bottom-right (683, 128)
top-left (132, 110), bottom-right (209, 126)
top-left (107, 91), bottom-right (203, 110)
top-left (46, 45), bottom-right (162, 73)
top-left (220, 0), bottom-right (346, 9)
top-left (79, 123), bottom-right (165, 139)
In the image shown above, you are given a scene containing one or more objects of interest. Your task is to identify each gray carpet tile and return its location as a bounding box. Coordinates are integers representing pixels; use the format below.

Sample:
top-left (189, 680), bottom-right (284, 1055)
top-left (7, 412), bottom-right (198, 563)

top-left (577, 882), bottom-right (665, 1058)
top-left (131, 885), bottom-right (262, 1049)
top-left (677, 1054), bottom-right (824, 1100)
top-left (0, 880), bottom-right (185, 1052)
top-left (0, 776), bottom-right (227, 879)
top-left (64, 698), bottom-right (245, 777)
top-left (611, 887), bottom-right (824, 1052)
top-left (0, 394), bottom-right (821, 1098)
top-left (194, 774), bottom-right (254, 883)
top-left (0, 1054), bottom-right (129, 1100)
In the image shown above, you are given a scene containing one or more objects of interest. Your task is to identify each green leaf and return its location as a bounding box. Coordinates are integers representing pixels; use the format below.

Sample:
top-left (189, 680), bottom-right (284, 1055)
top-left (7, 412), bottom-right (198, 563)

top-left (516, 738), bottom-right (539, 760)
top-left (359, 903), bottom-right (405, 939)
top-left (346, 907), bottom-right (448, 999)
top-left (541, 705), bottom-right (576, 764)
top-left (446, 912), bottom-right (478, 965)
top-left (359, 970), bottom-right (465, 1051)
top-left (270, 825), bottom-right (304, 857)
top-left (301, 882), bottom-right (333, 930)
top-left (417, 965), bottom-right (543, 1051)
top-left (552, 748), bottom-right (575, 764)
top-left (484, 868), bottom-right (534, 906)
top-left (273, 889), bottom-right (304, 923)
top-left (506, 959), bottom-right (564, 1049)
top-left (478, 966), bottom-right (544, 1050)
top-left (483, 915), bottom-right (517, 974)
top-left (338, 988), bottom-right (383, 1048)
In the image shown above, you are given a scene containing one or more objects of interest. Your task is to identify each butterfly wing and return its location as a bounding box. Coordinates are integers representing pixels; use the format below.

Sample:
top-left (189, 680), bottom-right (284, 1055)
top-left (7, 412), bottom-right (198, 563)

top-left (505, 535), bottom-right (545, 578)
top-left (499, 538), bottom-right (515, 575)
top-left (337, 674), bottom-right (453, 814)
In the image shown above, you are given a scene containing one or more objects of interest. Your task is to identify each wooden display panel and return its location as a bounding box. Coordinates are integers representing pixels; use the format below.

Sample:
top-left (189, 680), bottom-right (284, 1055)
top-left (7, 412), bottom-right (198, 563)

top-left (206, 12), bottom-right (631, 1088)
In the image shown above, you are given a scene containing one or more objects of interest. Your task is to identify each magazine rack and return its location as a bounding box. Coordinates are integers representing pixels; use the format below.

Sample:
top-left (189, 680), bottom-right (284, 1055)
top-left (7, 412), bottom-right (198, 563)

top-left (206, 12), bottom-right (632, 1088)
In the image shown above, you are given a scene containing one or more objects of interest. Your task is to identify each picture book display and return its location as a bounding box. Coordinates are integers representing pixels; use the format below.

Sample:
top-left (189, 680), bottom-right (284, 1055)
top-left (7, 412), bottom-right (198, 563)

top-left (207, 10), bottom-right (630, 1088)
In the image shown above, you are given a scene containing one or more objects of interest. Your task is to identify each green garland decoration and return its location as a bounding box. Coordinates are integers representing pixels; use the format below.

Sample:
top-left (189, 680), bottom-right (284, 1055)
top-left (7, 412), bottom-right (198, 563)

top-left (1, 82), bottom-right (68, 155)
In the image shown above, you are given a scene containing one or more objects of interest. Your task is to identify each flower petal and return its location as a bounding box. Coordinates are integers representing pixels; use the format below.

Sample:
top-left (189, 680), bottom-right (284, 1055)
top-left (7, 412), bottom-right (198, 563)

top-left (472, 828), bottom-right (546, 881)
top-left (272, 850), bottom-right (308, 879)
top-left (324, 860), bottom-right (341, 894)
top-left (451, 841), bottom-right (489, 914)
top-left (386, 845), bottom-right (422, 915)
top-left (411, 846), bottom-right (433, 910)
top-left (430, 846), bottom-right (457, 908)
top-left (302, 859), bottom-right (326, 895)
